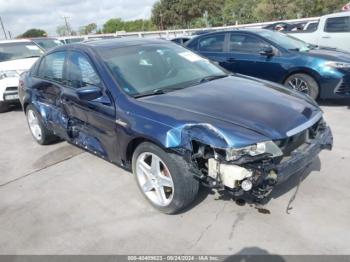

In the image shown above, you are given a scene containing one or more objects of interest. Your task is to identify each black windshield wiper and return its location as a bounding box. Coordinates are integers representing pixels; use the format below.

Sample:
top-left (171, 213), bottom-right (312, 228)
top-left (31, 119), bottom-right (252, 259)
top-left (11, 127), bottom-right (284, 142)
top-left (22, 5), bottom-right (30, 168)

top-left (307, 44), bottom-right (318, 50)
top-left (133, 75), bottom-right (228, 98)
top-left (198, 74), bottom-right (228, 84)
top-left (23, 55), bottom-right (41, 59)
top-left (133, 89), bottom-right (166, 98)
top-left (288, 48), bottom-right (300, 52)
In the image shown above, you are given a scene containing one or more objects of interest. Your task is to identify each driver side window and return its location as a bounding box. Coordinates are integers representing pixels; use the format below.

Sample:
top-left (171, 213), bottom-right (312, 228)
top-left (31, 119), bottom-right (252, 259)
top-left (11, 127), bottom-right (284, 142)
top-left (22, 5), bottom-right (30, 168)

top-left (66, 51), bottom-right (102, 89)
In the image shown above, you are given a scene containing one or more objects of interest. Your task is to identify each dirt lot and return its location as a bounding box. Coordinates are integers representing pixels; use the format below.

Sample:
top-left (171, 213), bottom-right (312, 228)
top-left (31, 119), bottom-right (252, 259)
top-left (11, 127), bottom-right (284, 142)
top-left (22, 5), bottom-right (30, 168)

top-left (0, 101), bottom-right (349, 255)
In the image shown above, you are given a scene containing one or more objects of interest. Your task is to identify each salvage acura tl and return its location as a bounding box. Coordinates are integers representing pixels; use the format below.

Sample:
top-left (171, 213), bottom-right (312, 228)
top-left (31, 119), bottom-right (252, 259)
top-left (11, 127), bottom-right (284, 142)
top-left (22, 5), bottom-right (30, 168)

top-left (19, 39), bottom-right (333, 214)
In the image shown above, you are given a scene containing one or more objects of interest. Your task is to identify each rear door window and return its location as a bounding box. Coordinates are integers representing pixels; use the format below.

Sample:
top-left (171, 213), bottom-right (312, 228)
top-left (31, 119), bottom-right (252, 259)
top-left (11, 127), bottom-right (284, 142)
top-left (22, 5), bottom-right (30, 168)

top-left (37, 51), bottom-right (66, 83)
top-left (325, 16), bottom-right (350, 32)
top-left (229, 34), bottom-right (270, 53)
top-left (198, 34), bottom-right (225, 52)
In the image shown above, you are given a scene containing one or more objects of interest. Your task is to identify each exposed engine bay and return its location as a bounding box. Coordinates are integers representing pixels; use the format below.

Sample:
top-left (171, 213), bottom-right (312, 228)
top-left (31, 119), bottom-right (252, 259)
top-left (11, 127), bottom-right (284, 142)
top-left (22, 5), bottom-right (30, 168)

top-left (188, 118), bottom-right (333, 200)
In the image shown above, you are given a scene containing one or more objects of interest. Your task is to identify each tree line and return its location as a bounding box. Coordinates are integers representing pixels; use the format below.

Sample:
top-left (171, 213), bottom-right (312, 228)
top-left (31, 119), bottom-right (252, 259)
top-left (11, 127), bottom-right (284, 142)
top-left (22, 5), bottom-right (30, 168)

top-left (18, 0), bottom-right (348, 37)
top-left (151, 0), bottom-right (348, 29)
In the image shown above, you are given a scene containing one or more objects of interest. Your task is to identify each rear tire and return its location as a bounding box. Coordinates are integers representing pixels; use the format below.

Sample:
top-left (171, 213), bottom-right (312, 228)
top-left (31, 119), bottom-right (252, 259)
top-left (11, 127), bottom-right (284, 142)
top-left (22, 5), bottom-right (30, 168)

top-left (284, 73), bottom-right (319, 99)
top-left (0, 102), bottom-right (10, 113)
top-left (26, 104), bottom-right (59, 145)
top-left (132, 142), bottom-right (199, 214)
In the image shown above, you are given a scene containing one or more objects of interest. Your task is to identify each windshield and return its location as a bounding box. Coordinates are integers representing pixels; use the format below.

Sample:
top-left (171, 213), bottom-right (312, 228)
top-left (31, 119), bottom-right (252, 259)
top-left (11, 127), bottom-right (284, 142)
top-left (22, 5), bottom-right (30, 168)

top-left (0, 42), bottom-right (44, 62)
top-left (256, 30), bottom-right (311, 52)
top-left (98, 43), bottom-right (227, 97)
top-left (33, 39), bottom-right (62, 50)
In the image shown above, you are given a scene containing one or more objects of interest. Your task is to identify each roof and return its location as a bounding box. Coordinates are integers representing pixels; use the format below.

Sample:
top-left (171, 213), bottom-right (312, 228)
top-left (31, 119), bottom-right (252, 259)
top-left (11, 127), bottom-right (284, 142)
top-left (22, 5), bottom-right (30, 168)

top-left (323, 11), bottom-right (350, 18)
top-left (30, 37), bottom-right (60, 40)
top-left (83, 37), bottom-right (169, 49)
top-left (50, 38), bottom-right (171, 53)
top-left (0, 39), bottom-right (32, 44)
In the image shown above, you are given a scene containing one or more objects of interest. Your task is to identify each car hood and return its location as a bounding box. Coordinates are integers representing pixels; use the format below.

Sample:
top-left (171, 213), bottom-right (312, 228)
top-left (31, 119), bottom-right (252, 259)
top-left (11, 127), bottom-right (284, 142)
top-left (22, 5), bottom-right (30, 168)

top-left (138, 76), bottom-right (321, 140)
top-left (303, 48), bottom-right (350, 62)
top-left (0, 57), bottom-right (38, 71)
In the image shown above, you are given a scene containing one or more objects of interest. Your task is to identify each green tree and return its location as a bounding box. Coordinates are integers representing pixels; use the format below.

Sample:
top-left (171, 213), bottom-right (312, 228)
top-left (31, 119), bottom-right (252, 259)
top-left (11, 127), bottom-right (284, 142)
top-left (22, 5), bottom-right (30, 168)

top-left (151, 0), bottom-right (226, 29)
top-left (79, 23), bottom-right (97, 35)
top-left (289, 0), bottom-right (348, 18)
top-left (102, 18), bottom-right (125, 33)
top-left (223, 0), bottom-right (258, 25)
top-left (102, 18), bottom-right (155, 33)
top-left (20, 28), bottom-right (47, 38)
top-left (253, 0), bottom-right (293, 21)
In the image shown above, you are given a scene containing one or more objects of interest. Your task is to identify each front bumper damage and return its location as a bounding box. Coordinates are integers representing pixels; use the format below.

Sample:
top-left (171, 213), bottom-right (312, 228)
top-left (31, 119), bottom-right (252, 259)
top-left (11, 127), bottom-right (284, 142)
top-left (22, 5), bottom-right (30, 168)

top-left (276, 126), bottom-right (332, 184)
top-left (190, 123), bottom-right (333, 201)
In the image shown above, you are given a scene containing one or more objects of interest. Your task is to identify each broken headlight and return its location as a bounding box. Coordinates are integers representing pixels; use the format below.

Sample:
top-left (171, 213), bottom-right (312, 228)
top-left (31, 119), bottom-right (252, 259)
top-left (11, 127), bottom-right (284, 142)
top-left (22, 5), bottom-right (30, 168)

top-left (225, 141), bottom-right (283, 161)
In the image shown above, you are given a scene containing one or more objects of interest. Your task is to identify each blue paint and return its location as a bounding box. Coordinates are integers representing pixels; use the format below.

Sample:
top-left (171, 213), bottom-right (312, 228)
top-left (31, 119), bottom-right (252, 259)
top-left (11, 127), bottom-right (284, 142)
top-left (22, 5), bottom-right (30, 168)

top-left (186, 29), bottom-right (350, 99)
top-left (20, 38), bottom-right (325, 169)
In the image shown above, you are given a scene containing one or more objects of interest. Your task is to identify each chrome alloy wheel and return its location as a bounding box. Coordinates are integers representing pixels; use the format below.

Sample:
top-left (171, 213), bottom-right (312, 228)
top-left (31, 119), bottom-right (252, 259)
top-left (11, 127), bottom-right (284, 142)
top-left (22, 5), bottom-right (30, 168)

top-left (287, 77), bottom-right (310, 94)
top-left (27, 109), bottom-right (42, 141)
top-left (135, 152), bottom-right (174, 206)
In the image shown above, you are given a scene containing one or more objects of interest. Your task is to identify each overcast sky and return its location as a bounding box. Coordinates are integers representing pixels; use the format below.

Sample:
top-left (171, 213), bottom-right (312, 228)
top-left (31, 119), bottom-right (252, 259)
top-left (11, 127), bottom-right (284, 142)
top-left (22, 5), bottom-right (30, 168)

top-left (0, 0), bottom-right (158, 38)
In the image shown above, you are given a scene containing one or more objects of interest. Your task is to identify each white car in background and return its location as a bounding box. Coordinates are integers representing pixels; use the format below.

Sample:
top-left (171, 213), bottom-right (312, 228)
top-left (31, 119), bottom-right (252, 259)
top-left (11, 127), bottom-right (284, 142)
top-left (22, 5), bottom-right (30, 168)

top-left (289, 12), bottom-right (350, 52)
top-left (0, 39), bottom-right (44, 113)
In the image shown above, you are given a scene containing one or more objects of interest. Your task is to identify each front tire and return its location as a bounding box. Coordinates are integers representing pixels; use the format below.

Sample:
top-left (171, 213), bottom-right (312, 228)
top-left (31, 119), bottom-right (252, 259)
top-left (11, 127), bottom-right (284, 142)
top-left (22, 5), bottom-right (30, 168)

top-left (284, 73), bottom-right (319, 99)
top-left (132, 142), bottom-right (199, 214)
top-left (26, 104), bottom-right (59, 145)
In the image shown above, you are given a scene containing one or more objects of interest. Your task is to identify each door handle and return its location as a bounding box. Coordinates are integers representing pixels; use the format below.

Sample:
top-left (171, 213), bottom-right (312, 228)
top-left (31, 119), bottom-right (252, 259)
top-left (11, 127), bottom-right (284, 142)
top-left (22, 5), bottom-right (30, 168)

top-left (226, 58), bottom-right (236, 63)
top-left (322, 36), bottom-right (331, 39)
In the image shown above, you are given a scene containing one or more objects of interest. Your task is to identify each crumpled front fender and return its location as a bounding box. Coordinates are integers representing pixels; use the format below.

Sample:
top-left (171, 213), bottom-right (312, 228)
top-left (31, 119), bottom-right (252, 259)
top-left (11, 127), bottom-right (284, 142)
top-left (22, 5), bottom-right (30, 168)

top-left (165, 123), bottom-right (233, 150)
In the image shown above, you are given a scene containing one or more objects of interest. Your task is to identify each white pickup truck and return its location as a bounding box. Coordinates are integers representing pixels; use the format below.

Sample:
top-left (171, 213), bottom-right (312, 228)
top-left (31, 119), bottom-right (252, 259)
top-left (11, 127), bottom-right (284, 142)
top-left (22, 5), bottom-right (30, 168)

top-left (0, 39), bottom-right (44, 113)
top-left (288, 11), bottom-right (350, 53)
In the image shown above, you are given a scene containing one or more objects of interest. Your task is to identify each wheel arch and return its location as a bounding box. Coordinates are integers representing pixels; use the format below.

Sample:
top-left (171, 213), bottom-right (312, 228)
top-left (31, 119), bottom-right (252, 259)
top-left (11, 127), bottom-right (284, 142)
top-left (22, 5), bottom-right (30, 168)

top-left (282, 68), bottom-right (322, 98)
top-left (125, 137), bottom-right (169, 168)
top-left (23, 101), bottom-right (29, 114)
top-left (282, 68), bottom-right (321, 87)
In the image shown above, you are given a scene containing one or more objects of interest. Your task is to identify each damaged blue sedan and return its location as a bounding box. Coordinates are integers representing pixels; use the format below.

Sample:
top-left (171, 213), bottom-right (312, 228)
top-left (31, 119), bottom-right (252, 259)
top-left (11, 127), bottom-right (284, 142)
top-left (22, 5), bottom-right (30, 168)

top-left (19, 39), bottom-right (333, 214)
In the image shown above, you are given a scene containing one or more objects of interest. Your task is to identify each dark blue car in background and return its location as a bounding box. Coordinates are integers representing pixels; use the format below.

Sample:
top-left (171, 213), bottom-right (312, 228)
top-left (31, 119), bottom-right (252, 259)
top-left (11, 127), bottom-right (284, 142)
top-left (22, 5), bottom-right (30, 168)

top-left (19, 39), bottom-right (332, 214)
top-left (186, 29), bottom-right (350, 99)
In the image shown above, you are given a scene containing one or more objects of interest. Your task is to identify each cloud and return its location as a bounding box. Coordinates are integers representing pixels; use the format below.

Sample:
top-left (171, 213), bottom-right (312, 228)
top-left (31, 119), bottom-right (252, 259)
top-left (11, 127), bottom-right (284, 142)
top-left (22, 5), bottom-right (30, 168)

top-left (0, 0), bottom-right (157, 38)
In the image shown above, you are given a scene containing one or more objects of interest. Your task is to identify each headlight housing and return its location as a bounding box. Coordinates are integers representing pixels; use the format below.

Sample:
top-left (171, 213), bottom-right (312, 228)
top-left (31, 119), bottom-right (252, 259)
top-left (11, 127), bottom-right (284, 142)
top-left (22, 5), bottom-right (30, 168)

top-left (225, 141), bottom-right (283, 161)
top-left (0, 70), bottom-right (19, 80)
top-left (325, 61), bottom-right (350, 69)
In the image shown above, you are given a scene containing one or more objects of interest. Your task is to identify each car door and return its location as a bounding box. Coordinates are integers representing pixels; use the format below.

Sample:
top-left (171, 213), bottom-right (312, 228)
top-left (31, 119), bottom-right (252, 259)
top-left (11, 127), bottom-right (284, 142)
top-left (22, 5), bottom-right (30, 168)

top-left (321, 16), bottom-right (350, 52)
top-left (31, 51), bottom-right (70, 140)
top-left (195, 33), bottom-right (230, 65)
top-left (62, 50), bottom-right (118, 162)
top-left (222, 33), bottom-right (286, 82)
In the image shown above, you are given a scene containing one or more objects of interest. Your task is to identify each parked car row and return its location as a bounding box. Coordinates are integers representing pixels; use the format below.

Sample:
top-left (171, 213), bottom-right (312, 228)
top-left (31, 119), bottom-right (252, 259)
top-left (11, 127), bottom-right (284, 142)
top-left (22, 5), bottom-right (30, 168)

top-left (18, 37), bottom-right (333, 214)
top-left (184, 28), bottom-right (350, 99)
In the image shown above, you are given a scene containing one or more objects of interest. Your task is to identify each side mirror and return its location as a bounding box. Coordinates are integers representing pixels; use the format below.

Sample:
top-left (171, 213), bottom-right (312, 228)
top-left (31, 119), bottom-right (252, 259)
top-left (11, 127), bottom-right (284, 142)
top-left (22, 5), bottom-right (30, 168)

top-left (260, 46), bottom-right (275, 57)
top-left (77, 85), bottom-right (103, 101)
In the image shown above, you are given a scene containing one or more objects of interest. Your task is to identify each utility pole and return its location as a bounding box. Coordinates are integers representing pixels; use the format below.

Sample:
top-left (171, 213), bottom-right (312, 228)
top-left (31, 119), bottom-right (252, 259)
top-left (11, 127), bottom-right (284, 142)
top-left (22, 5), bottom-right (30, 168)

top-left (63, 16), bottom-right (71, 36)
top-left (0, 16), bottom-right (7, 39)
top-left (159, 12), bottom-right (164, 30)
top-left (8, 31), bottom-right (12, 39)
top-left (203, 10), bottom-right (209, 28)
